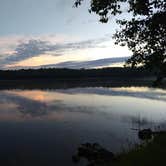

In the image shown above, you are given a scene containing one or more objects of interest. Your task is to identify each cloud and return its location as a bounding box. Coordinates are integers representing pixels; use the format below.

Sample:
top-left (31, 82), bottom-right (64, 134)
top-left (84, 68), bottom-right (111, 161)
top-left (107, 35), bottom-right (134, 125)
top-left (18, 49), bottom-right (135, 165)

top-left (7, 57), bottom-right (129, 70)
top-left (4, 40), bottom-right (57, 63)
top-left (0, 35), bottom-right (113, 68)
top-left (45, 57), bottom-right (128, 69)
top-left (63, 36), bottom-right (110, 50)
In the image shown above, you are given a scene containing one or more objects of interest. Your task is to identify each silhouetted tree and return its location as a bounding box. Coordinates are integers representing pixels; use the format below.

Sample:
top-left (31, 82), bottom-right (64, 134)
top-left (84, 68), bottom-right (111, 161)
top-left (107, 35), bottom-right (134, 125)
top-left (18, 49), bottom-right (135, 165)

top-left (75, 0), bottom-right (166, 85)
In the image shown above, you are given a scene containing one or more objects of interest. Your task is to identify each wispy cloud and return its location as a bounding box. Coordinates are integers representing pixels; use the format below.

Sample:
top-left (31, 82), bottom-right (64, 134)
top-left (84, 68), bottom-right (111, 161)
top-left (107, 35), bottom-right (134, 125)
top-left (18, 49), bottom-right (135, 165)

top-left (7, 57), bottom-right (129, 70)
top-left (0, 34), bottom-right (113, 68)
top-left (4, 40), bottom-right (58, 63)
top-left (42, 57), bottom-right (128, 69)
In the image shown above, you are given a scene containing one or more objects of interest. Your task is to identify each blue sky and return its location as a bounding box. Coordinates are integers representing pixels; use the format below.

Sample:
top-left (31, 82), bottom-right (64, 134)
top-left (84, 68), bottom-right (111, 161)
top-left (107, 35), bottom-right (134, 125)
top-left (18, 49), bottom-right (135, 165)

top-left (0, 0), bottom-right (131, 69)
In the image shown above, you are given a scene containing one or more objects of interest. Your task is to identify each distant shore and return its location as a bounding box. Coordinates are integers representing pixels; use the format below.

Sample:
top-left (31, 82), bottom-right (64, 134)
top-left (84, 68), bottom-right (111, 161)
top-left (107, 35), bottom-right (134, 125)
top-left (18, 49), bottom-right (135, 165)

top-left (0, 67), bottom-right (165, 89)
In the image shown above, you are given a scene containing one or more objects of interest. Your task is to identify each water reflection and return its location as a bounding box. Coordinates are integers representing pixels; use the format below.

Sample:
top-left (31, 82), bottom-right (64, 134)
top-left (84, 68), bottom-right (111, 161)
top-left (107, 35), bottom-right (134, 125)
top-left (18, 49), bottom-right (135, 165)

top-left (56, 87), bottom-right (166, 102)
top-left (0, 87), bottom-right (166, 165)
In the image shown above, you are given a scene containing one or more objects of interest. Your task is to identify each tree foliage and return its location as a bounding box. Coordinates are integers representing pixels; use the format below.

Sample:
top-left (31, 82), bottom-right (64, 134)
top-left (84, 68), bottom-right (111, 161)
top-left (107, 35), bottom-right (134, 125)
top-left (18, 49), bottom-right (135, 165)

top-left (74, 0), bottom-right (166, 82)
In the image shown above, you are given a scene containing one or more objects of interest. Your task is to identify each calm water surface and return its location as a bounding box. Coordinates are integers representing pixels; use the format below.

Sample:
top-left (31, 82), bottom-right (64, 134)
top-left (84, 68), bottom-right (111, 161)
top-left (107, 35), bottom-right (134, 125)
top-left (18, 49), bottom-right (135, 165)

top-left (0, 87), bottom-right (166, 165)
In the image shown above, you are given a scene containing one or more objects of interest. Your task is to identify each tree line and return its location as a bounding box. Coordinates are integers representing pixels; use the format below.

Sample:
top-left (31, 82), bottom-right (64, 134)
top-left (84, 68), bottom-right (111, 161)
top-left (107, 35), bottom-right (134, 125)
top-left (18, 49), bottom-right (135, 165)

top-left (0, 67), bottom-right (154, 80)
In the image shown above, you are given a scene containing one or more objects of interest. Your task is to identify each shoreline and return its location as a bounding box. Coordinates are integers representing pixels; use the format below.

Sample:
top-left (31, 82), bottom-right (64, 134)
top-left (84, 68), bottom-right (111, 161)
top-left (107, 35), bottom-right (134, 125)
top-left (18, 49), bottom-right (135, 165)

top-left (73, 131), bottom-right (166, 166)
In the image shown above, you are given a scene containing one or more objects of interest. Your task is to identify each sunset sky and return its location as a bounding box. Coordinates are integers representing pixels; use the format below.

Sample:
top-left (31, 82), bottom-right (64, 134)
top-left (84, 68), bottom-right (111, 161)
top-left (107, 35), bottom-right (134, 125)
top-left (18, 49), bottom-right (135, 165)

top-left (0, 0), bottom-right (132, 69)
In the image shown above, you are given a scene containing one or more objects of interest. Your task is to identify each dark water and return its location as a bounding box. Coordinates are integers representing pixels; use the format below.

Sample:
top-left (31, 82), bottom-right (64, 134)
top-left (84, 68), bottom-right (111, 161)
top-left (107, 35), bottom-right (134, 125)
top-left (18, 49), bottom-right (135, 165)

top-left (0, 87), bottom-right (166, 165)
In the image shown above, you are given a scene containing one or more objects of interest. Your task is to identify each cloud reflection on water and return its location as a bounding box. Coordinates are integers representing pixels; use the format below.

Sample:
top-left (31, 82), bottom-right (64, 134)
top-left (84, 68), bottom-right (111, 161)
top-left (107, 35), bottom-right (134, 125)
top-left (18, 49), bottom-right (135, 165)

top-left (0, 87), bottom-right (166, 125)
top-left (0, 87), bottom-right (166, 160)
top-left (56, 87), bottom-right (166, 102)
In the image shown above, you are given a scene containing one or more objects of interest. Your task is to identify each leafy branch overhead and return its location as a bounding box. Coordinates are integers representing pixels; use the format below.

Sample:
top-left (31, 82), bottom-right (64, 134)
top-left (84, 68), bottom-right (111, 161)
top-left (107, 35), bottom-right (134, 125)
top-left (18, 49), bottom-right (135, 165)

top-left (74, 0), bottom-right (166, 83)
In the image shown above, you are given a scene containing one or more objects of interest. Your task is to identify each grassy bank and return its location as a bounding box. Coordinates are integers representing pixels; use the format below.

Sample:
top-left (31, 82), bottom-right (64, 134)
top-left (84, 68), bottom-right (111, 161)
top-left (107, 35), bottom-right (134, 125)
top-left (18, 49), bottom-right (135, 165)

top-left (113, 133), bottom-right (166, 166)
top-left (73, 133), bottom-right (166, 166)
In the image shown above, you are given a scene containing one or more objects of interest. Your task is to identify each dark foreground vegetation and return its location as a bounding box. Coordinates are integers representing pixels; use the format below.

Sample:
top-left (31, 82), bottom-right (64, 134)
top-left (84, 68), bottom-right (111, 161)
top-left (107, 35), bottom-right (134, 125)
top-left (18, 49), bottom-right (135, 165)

top-left (0, 67), bottom-right (164, 89)
top-left (75, 0), bottom-right (166, 87)
top-left (73, 130), bottom-right (166, 166)
top-left (113, 133), bottom-right (166, 166)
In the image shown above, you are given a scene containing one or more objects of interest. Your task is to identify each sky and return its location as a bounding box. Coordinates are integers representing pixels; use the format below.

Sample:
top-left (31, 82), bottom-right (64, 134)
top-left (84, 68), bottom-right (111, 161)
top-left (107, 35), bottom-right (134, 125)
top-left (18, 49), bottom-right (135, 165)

top-left (0, 0), bottom-right (132, 69)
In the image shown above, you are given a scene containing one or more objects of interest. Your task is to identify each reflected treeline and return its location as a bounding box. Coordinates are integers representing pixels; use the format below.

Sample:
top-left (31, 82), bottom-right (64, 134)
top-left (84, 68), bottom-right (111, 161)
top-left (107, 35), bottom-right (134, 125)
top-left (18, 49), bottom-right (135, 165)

top-left (0, 79), bottom-right (156, 90)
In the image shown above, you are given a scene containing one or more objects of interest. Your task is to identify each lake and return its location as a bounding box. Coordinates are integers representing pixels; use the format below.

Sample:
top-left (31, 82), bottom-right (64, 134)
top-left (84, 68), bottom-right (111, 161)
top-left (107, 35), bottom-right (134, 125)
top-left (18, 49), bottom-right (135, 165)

top-left (0, 87), bottom-right (166, 166)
